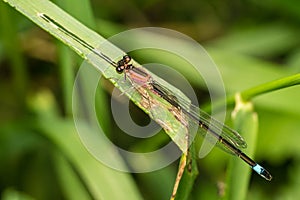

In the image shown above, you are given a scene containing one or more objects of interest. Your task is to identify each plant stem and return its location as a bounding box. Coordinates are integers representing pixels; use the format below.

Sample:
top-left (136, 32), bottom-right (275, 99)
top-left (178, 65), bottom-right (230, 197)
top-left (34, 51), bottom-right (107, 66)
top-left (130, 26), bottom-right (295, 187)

top-left (240, 73), bottom-right (300, 101)
top-left (204, 73), bottom-right (300, 113)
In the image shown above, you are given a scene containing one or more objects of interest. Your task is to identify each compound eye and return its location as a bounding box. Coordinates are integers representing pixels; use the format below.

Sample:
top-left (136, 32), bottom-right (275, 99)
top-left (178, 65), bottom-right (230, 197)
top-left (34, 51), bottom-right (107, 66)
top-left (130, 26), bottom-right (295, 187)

top-left (116, 66), bottom-right (124, 73)
top-left (123, 55), bottom-right (131, 63)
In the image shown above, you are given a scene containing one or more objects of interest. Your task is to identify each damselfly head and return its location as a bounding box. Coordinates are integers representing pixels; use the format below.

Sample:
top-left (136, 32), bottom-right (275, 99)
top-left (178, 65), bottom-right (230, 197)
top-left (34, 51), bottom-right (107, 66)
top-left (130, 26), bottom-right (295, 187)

top-left (116, 55), bottom-right (132, 73)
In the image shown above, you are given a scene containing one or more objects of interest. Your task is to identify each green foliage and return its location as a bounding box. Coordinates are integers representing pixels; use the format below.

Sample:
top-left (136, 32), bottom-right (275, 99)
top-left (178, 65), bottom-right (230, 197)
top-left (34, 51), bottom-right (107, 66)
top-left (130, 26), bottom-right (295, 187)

top-left (1, 0), bottom-right (300, 200)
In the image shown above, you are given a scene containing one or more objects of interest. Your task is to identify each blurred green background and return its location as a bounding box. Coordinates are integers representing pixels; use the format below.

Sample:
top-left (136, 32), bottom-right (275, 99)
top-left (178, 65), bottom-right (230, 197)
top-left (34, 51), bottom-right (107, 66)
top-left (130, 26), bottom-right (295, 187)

top-left (0, 0), bottom-right (300, 199)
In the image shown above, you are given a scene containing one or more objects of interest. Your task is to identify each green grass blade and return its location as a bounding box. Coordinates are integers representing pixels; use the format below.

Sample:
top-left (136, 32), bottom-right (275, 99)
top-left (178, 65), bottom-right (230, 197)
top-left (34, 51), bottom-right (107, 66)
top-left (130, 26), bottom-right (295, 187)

top-left (174, 144), bottom-right (199, 200)
top-left (53, 0), bottom-right (96, 116)
top-left (30, 90), bottom-right (142, 200)
top-left (53, 152), bottom-right (93, 200)
top-left (3, 0), bottom-right (100, 60)
top-left (3, 0), bottom-right (195, 152)
top-left (56, 43), bottom-right (75, 116)
top-left (0, 2), bottom-right (28, 109)
top-left (222, 95), bottom-right (259, 200)
top-left (39, 118), bottom-right (142, 200)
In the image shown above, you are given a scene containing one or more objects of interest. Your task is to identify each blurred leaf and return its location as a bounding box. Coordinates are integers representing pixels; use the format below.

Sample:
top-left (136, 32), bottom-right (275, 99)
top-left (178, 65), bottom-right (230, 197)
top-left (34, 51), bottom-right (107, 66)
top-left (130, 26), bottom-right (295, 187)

top-left (0, 2), bottom-right (28, 108)
top-left (277, 159), bottom-right (300, 199)
top-left (209, 50), bottom-right (300, 115)
top-left (0, 122), bottom-right (63, 199)
top-left (251, 0), bottom-right (300, 21)
top-left (31, 90), bottom-right (142, 200)
top-left (53, 152), bottom-right (92, 200)
top-left (206, 23), bottom-right (299, 57)
top-left (287, 48), bottom-right (300, 73)
top-left (256, 108), bottom-right (300, 163)
top-left (2, 188), bottom-right (35, 200)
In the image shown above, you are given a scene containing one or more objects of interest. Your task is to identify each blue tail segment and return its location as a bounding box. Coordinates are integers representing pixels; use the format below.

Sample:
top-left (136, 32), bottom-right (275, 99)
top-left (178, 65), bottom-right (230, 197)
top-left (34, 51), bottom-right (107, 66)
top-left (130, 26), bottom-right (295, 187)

top-left (252, 164), bottom-right (272, 181)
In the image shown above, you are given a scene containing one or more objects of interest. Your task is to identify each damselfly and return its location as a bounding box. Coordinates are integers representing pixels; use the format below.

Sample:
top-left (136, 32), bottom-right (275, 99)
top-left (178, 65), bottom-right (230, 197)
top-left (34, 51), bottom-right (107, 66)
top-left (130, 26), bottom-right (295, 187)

top-left (115, 55), bottom-right (272, 181)
top-left (39, 13), bottom-right (272, 181)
